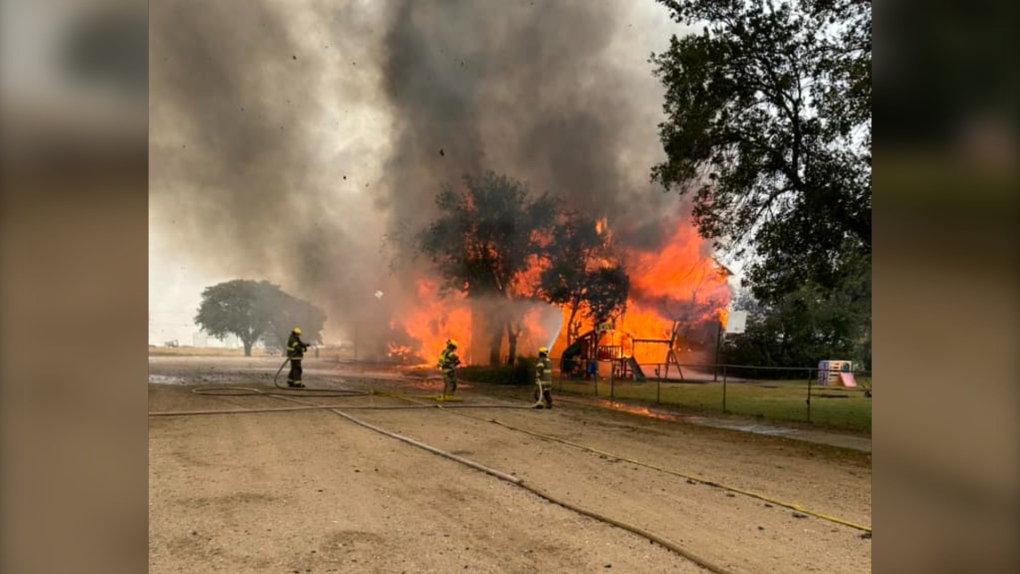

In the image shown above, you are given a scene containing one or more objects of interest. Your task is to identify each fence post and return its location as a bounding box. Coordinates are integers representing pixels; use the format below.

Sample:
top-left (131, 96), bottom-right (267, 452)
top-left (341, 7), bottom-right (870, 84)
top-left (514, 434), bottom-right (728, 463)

top-left (722, 365), bottom-right (728, 413)
top-left (610, 362), bottom-right (615, 399)
top-left (656, 372), bottom-right (661, 404)
top-left (806, 368), bottom-right (813, 423)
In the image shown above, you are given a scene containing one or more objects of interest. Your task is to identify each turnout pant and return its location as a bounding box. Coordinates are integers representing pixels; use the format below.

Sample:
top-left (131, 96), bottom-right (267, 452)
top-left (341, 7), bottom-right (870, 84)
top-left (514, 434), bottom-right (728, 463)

top-left (288, 359), bottom-right (303, 384)
top-left (443, 371), bottom-right (457, 395)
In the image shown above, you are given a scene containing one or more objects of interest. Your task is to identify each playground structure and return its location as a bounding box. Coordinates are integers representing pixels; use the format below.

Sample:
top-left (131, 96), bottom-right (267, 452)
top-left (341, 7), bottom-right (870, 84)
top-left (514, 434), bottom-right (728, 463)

top-left (818, 360), bottom-right (858, 387)
top-left (558, 325), bottom-right (689, 382)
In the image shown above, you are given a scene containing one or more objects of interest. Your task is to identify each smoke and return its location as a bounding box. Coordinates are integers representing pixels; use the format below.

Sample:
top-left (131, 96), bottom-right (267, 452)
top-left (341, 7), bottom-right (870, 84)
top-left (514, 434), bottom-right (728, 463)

top-left (377, 0), bottom-right (680, 245)
top-left (150, 0), bottom-right (394, 346)
top-left (150, 0), bottom-right (691, 356)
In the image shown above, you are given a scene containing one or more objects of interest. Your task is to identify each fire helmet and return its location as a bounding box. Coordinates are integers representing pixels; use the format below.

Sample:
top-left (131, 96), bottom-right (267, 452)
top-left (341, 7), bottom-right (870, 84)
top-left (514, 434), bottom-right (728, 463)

top-left (293, 328), bottom-right (302, 335)
top-left (447, 339), bottom-right (458, 348)
top-left (538, 347), bottom-right (549, 355)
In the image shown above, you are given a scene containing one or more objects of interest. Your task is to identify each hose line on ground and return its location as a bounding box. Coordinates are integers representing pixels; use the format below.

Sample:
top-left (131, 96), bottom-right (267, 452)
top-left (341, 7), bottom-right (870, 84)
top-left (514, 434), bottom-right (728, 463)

top-left (267, 392), bottom-right (738, 574)
top-left (394, 393), bottom-right (873, 533)
top-left (168, 385), bottom-right (536, 414)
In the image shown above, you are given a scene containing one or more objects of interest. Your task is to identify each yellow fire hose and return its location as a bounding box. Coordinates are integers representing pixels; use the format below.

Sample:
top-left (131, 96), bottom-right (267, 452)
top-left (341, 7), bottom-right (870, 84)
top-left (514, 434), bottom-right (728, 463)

top-left (394, 393), bottom-right (873, 533)
top-left (267, 391), bottom-right (740, 574)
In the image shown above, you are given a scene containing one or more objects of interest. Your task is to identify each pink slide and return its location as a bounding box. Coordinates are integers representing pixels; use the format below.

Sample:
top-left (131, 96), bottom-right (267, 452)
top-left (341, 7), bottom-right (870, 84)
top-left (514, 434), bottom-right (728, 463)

top-left (839, 372), bottom-right (857, 387)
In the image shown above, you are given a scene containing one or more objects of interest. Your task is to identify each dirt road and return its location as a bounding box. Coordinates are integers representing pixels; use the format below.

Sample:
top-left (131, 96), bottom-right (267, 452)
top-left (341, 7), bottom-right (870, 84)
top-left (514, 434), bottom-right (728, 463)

top-left (149, 357), bottom-right (871, 573)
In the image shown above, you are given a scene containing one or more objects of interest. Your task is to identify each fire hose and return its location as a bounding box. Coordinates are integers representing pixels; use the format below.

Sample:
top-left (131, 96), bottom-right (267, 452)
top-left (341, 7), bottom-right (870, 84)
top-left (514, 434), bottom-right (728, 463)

top-left (392, 393), bottom-right (873, 534)
top-left (264, 391), bottom-right (740, 574)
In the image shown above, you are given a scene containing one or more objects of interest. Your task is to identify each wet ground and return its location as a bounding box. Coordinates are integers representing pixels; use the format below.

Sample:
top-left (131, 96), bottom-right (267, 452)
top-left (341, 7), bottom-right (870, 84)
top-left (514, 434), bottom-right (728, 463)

top-left (558, 395), bottom-right (873, 453)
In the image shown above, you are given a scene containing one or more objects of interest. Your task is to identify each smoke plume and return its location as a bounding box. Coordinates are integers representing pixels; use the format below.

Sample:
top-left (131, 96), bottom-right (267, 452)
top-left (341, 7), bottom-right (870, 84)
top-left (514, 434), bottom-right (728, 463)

top-left (150, 0), bottom-right (688, 355)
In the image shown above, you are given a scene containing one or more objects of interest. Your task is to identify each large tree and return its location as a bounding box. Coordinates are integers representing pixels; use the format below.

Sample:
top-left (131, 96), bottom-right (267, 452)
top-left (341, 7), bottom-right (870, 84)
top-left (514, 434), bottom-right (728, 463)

top-left (538, 211), bottom-right (630, 344)
top-left (419, 171), bottom-right (559, 364)
top-left (650, 0), bottom-right (871, 303)
top-left (195, 279), bottom-right (326, 356)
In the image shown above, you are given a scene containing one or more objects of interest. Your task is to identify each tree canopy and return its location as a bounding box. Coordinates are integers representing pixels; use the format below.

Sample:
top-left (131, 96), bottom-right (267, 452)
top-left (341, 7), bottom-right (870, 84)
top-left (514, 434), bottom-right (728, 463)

top-left (538, 210), bottom-right (630, 343)
top-left (418, 171), bottom-right (559, 364)
top-left (194, 279), bottom-right (326, 356)
top-left (650, 0), bottom-right (871, 303)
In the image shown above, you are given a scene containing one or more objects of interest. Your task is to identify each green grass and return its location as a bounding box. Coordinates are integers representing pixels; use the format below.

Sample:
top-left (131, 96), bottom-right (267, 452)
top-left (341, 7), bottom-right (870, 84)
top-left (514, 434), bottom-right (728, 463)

top-left (554, 377), bottom-right (872, 433)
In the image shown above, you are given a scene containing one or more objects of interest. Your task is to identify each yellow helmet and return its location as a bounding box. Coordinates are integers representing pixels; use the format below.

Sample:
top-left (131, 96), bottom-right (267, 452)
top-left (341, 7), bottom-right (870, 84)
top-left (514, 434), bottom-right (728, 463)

top-left (447, 339), bottom-right (458, 348)
top-left (293, 328), bottom-right (302, 335)
top-left (538, 347), bottom-right (548, 355)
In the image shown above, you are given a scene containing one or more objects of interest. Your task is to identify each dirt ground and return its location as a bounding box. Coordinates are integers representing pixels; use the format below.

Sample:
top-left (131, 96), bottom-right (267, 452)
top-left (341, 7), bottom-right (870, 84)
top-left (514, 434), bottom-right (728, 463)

top-left (149, 356), bottom-right (872, 573)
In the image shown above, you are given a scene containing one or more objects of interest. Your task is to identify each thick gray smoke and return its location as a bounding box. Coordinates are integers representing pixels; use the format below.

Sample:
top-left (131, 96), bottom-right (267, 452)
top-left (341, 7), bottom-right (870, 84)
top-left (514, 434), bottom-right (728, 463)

top-left (150, 0), bottom-right (685, 357)
top-left (150, 0), bottom-right (393, 350)
top-left (378, 0), bottom-right (678, 249)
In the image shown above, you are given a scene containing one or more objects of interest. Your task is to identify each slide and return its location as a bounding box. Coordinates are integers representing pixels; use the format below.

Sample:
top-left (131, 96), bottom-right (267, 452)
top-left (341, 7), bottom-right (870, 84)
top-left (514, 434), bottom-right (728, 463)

top-left (839, 372), bottom-right (857, 387)
top-left (628, 357), bottom-right (647, 382)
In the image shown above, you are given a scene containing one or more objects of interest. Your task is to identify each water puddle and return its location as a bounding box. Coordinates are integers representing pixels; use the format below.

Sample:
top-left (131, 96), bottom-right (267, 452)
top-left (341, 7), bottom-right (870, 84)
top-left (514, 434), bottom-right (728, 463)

top-left (148, 374), bottom-right (187, 385)
top-left (587, 398), bottom-right (796, 437)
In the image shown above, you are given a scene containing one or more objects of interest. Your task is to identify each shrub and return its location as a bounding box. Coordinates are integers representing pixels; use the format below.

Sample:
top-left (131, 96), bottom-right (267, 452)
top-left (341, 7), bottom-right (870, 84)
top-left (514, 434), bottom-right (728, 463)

top-left (459, 357), bottom-right (536, 386)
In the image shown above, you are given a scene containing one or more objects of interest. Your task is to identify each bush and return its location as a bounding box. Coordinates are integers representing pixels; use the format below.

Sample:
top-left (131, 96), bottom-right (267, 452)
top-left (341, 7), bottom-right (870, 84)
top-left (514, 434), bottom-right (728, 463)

top-left (459, 357), bottom-right (536, 386)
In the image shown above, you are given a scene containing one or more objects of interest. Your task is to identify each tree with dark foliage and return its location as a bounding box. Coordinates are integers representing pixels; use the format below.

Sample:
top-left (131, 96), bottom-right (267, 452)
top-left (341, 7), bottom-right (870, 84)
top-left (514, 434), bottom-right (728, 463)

top-left (651, 0), bottom-right (871, 364)
top-left (538, 211), bottom-right (630, 344)
top-left (418, 171), bottom-right (559, 364)
top-left (650, 0), bottom-right (871, 303)
top-left (195, 279), bottom-right (326, 357)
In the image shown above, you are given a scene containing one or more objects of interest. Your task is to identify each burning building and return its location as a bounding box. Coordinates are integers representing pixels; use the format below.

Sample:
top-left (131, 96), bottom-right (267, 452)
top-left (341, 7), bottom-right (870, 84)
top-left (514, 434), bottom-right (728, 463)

top-left (149, 0), bottom-right (731, 369)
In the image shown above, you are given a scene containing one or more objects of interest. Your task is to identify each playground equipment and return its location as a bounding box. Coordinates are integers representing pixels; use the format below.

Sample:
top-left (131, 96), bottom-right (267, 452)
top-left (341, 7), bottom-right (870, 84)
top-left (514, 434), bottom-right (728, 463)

top-left (630, 337), bottom-right (683, 381)
top-left (818, 360), bottom-right (856, 386)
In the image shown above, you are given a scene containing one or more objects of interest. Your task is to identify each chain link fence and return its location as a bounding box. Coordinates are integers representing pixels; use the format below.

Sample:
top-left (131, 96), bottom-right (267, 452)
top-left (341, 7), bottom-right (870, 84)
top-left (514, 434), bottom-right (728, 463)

top-left (552, 357), bottom-right (872, 432)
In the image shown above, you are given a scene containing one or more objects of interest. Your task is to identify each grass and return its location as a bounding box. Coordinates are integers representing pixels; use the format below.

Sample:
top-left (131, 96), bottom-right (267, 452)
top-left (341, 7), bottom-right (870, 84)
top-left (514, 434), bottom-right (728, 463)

top-left (554, 377), bottom-right (871, 433)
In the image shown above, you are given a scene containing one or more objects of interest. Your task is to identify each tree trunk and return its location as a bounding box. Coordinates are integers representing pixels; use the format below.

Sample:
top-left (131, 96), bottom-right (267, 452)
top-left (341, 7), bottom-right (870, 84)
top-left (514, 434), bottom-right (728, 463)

top-left (506, 320), bottom-right (523, 366)
top-left (487, 323), bottom-right (503, 365)
top-left (566, 303), bottom-right (580, 345)
top-left (242, 339), bottom-right (253, 357)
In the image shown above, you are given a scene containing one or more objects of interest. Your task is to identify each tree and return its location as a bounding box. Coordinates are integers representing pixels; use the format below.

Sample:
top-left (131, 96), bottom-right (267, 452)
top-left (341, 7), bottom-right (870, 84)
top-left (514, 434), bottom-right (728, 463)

top-left (194, 279), bottom-right (326, 356)
top-left (538, 211), bottom-right (630, 344)
top-left (650, 0), bottom-right (871, 304)
top-left (585, 265), bottom-right (631, 334)
top-left (723, 265), bottom-right (871, 374)
top-left (418, 171), bottom-right (559, 364)
top-left (262, 290), bottom-right (328, 354)
top-left (655, 263), bottom-right (729, 353)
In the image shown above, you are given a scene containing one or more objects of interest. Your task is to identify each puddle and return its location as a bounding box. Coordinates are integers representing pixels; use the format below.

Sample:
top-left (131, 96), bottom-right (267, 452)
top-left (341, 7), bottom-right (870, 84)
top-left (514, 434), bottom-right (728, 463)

top-left (149, 374), bottom-right (187, 385)
top-left (569, 396), bottom-right (868, 451)
top-left (588, 398), bottom-right (797, 437)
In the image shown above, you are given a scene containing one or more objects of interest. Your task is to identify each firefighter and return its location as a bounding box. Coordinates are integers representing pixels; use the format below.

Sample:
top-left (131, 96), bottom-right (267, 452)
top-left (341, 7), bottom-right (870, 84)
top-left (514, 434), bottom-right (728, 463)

top-left (437, 339), bottom-right (461, 399)
top-left (534, 347), bottom-right (553, 408)
top-left (286, 328), bottom-right (310, 388)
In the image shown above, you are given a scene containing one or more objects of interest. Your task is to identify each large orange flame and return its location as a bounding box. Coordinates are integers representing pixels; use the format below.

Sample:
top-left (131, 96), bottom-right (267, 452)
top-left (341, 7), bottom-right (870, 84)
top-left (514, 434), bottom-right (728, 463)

top-left (394, 215), bottom-right (731, 367)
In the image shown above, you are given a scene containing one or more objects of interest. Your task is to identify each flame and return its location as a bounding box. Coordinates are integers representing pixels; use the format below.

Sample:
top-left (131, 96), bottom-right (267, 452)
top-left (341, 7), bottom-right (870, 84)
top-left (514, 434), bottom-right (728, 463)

top-left (397, 276), bottom-right (473, 366)
top-left (390, 213), bottom-right (731, 368)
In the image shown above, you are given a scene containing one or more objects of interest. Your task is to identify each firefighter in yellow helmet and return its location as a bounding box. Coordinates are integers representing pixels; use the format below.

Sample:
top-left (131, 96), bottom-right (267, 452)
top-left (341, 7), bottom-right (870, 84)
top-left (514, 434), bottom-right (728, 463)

top-left (286, 328), bottom-right (310, 388)
top-left (534, 346), bottom-right (553, 408)
top-left (437, 339), bottom-right (461, 399)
